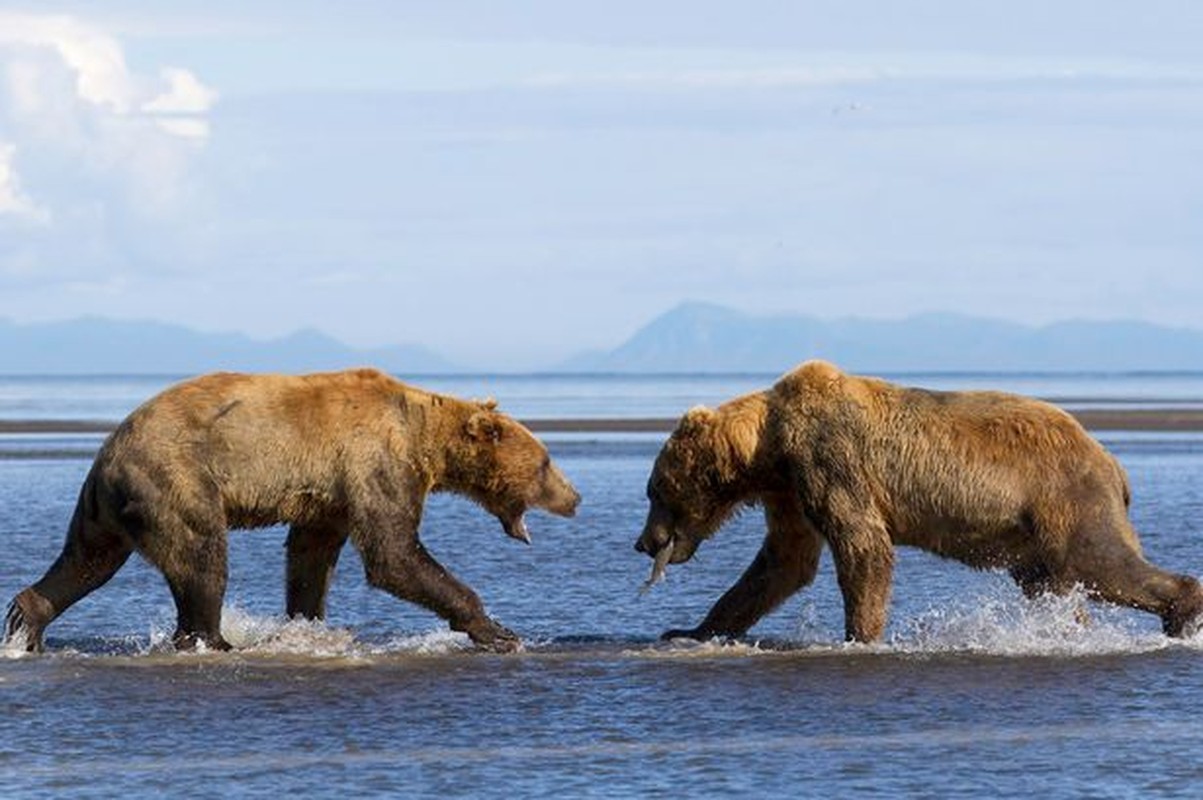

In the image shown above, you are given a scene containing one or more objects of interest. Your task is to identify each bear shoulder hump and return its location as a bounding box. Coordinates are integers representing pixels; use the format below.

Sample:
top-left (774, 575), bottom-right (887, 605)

top-left (775, 359), bottom-right (846, 398)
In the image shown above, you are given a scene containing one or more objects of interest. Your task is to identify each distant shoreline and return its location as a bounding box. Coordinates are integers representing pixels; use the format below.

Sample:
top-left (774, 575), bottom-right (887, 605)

top-left (4, 409), bottom-right (1203, 435)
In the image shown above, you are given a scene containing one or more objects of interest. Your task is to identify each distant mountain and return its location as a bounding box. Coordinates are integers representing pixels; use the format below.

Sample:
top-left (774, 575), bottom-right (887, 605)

top-left (0, 317), bottom-right (458, 375)
top-left (9, 308), bottom-right (1203, 376)
top-left (560, 302), bottom-right (1203, 373)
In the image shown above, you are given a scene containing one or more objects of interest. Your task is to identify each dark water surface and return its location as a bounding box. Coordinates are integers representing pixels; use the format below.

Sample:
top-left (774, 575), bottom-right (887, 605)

top-left (4, 376), bottom-right (1203, 797)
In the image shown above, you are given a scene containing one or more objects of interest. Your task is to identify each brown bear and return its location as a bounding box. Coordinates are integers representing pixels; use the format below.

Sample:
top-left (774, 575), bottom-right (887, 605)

top-left (5, 368), bottom-right (580, 653)
top-left (636, 359), bottom-right (1203, 643)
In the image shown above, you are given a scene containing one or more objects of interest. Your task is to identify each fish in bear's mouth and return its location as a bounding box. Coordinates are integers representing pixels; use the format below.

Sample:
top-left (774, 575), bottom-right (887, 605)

top-left (640, 537), bottom-right (674, 594)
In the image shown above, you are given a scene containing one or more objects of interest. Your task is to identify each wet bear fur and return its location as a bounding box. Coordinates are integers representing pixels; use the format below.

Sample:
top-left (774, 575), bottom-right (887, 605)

top-left (636, 360), bottom-right (1203, 642)
top-left (6, 369), bottom-right (580, 653)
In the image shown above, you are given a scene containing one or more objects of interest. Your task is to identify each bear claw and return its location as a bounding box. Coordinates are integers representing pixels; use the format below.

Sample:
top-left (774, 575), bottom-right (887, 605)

top-left (474, 631), bottom-right (523, 653)
top-left (462, 619), bottom-right (523, 653)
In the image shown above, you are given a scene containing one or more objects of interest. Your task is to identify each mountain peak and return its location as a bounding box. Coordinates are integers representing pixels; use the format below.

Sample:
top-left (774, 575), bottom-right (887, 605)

top-left (0, 317), bottom-right (459, 375)
top-left (561, 305), bottom-right (1203, 373)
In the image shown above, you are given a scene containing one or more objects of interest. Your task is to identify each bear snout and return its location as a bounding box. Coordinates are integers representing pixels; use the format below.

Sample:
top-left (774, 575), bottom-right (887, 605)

top-left (635, 521), bottom-right (672, 556)
top-left (550, 485), bottom-right (581, 517)
top-left (541, 470), bottom-right (581, 517)
top-left (568, 487), bottom-right (581, 513)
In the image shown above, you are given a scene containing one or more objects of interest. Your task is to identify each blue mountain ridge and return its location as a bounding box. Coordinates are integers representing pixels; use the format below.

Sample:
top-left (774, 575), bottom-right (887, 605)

top-left (4, 305), bottom-right (1203, 374)
top-left (0, 317), bottom-right (456, 375)
top-left (559, 302), bottom-right (1203, 373)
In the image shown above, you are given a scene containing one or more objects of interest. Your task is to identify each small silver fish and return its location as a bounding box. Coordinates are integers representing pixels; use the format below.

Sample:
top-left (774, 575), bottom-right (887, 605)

top-left (640, 538), bottom-right (674, 595)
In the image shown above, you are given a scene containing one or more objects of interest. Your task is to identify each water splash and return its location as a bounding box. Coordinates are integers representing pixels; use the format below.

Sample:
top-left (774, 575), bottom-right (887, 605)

top-left (626, 638), bottom-right (779, 659)
top-left (371, 630), bottom-right (474, 656)
top-left (139, 605), bottom-right (473, 659)
top-left (222, 607), bottom-right (360, 655)
top-left (887, 584), bottom-right (1177, 657)
top-left (633, 583), bottom-right (1203, 660)
top-left (8, 589), bottom-right (1203, 661)
top-left (1, 626), bottom-right (31, 659)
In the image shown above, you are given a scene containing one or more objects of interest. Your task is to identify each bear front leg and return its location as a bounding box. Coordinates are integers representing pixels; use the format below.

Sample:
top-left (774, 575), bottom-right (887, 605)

top-left (824, 508), bottom-right (894, 643)
top-left (663, 496), bottom-right (823, 642)
top-left (353, 524), bottom-right (520, 653)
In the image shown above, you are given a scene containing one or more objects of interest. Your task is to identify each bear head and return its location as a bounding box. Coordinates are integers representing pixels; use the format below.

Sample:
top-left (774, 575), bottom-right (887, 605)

top-left (635, 402), bottom-right (760, 575)
top-left (455, 407), bottom-right (580, 544)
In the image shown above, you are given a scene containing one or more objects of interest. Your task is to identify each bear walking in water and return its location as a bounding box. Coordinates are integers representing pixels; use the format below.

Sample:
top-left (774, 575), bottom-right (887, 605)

top-left (636, 360), bottom-right (1203, 643)
top-left (5, 369), bottom-right (580, 653)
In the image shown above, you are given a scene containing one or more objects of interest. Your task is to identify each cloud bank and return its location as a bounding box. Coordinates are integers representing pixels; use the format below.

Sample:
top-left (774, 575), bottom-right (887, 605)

top-left (0, 11), bottom-right (216, 268)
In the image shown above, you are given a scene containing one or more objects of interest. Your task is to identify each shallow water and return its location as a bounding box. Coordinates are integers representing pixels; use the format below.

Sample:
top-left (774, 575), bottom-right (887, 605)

top-left (4, 377), bottom-right (1203, 797)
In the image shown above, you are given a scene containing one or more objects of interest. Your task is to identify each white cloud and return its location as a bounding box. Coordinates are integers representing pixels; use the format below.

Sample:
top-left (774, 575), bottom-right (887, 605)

top-left (150, 117), bottom-right (211, 141)
top-left (143, 66), bottom-right (219, 115)
top-left (0, 13), bottom-right (137, 112)
top-left (0, 141), bottom-right (47, 222)
top-left (0, 10), bottom-right (217, 277)
top-left (142, 66), bottom-right (218, 138)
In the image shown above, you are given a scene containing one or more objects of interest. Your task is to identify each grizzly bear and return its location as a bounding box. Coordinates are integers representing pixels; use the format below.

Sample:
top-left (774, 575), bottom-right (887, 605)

top-left (636, 360), bottom-right (1203, 643)
top-left (5, 369), bottom-right (580, 653)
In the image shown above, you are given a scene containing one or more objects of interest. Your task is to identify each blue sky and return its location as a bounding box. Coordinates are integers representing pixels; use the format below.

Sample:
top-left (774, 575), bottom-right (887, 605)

top-left (1, 2), bottom-right (1201, 369)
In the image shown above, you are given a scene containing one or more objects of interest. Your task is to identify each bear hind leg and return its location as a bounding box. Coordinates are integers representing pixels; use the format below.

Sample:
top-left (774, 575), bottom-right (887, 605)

top-left (1068, 536), bottom-right (1198, 635)
top-left (5, 511), bottom-right (133, 653)
top-left (1058, 512), bottom-right (1203, 635)
top-left (286, 521), bottom-right (349, 620)
top-left (1009, 562), bottom-right (1091, 626)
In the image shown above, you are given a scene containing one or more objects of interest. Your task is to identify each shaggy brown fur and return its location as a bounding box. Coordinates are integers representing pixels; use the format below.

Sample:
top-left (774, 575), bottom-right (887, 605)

top-left (5, 369), bottom-right (579, 653)
top-left (636, 359), bottom-right (1203, 642)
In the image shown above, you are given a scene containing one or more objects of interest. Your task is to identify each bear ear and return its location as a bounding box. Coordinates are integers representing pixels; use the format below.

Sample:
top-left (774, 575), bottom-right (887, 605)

top-left (474, 397), bottom-right (498, 411)
top-left (465, 410), bottom-right (503, 444)
top-left (678, 405), bottom-right (716, 438)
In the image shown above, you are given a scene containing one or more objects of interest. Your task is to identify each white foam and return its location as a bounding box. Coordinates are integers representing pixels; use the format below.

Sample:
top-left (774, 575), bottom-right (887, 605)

top-left (370, 629), bottom-right (474, 656)
top-left (138, 605), bottom-right (474, 660)
top-left (637, 583), bottom-right (1203, 659)
top-left (219, 607), bottom-right (361, 656)
top-left (886, 585), bottom-right (1176, 657)
top-left (1, 628), bottom-right (31, 659)
top-left (627, 638), bottom-right (774, 659)
top-left (12, 589), bottom-right (1203, 661)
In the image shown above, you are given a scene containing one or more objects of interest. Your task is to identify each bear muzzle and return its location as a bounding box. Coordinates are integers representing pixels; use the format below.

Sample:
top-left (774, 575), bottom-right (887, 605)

top-left (501, 481), bottom-right (580, 546)
top-left (636, 524), bottom-right (703, 593)
top-left (544, 485), bottom-right (581, 518)
top-left (541, 469), bottom-right (581, 519)
top-left (634, 524), bottom-right (670, 556)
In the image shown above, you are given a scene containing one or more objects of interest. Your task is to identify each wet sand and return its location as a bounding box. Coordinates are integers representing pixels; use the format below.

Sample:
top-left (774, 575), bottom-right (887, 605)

top-left (4, 408), bottom-right (1203, 434)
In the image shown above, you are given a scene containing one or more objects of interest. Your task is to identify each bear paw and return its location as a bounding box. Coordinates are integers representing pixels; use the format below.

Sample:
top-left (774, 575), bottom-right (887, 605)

top-left (463, 619), bottom-right (523, 653)
top-left (660, 627), bottom-right (711, 643)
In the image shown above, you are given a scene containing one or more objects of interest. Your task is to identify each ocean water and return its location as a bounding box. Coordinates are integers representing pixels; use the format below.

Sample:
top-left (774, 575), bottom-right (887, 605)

top-left (3, 369), bottom-right (1203, 422)
top-left (3, 374), bottom-right (1203, 797)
